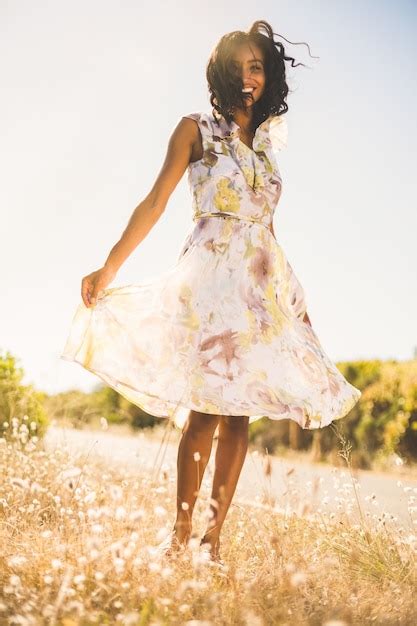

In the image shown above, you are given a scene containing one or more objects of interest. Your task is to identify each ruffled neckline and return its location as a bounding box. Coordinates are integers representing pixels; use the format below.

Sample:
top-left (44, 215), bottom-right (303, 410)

top-left (211, 110), bottom-right (288, 154)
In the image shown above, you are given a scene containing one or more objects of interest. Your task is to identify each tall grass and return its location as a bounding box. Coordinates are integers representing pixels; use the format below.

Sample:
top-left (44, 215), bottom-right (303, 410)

top-left (1, 415), bottom-right (416, 625)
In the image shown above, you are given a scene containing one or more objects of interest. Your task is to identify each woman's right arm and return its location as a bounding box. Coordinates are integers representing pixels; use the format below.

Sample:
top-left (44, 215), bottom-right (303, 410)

top-left (81, 117), bottom-right (199, 308)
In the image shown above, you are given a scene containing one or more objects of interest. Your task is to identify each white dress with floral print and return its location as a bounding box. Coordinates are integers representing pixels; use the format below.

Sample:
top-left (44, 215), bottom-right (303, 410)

top-left (60, 110), bottom-right (361, 428)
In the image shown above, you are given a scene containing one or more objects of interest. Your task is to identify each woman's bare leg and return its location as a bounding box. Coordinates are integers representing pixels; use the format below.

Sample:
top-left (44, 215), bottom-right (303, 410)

top-left (200, 415), bottom-right (249, 559)
top-left (170, 410), bottom-right (220, 548)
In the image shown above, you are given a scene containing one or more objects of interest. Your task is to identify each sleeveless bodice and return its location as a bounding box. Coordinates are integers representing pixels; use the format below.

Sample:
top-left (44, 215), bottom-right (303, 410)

top-left (182, 111), bottom-right (288, 229)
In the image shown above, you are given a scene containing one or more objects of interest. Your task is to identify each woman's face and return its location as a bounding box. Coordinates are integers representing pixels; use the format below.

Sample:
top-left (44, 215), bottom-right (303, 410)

top-left (230, 43), bottom-right (266, 107)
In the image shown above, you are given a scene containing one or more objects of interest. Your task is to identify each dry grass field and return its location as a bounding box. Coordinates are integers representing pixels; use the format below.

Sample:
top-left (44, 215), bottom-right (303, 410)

top-left (1, 416), bottom-right (417, 625)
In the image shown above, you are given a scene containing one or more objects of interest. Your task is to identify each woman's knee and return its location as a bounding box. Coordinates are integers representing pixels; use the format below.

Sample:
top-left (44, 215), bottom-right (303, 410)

top-left (183, 410), bottom-right (220, 435)
top-left (219, 415), bottom-right (249, 431)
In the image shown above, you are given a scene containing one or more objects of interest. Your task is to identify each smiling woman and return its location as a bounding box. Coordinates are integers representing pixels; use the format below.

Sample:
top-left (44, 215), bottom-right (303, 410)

top-left (205, 20), bottom-right (314, 138)
top-left (60, 19), bottom-right (361, 562)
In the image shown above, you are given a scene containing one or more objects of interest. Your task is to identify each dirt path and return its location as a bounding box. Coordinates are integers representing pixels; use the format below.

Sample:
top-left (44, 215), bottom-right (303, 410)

top-left (43, 424), bottom-right (417, 528)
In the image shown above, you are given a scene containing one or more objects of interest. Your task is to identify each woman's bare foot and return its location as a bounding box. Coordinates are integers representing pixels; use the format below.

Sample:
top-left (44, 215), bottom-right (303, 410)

top-left (200, 534), bottom-right (222, 563)
top-left (157, 521), bottom-right (191, 558)
top-left (158, 532), bottom-right (185, 558)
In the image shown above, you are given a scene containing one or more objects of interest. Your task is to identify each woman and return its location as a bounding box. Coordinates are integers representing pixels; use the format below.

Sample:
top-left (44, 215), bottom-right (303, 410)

top-left (61, 20), bottom-right (361, 564)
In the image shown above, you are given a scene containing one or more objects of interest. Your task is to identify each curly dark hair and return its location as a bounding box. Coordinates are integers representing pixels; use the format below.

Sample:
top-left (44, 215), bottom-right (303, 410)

top-left (206, 20), bottom-right (318, 132)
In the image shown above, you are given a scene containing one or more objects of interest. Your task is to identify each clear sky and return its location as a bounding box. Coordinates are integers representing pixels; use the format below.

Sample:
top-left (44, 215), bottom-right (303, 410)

top-left (1, 0), bottom-right (416, 396)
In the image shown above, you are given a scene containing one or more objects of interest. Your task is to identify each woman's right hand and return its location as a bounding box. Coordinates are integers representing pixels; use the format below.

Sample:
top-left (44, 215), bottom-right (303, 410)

top-left (81, 265), bottom-right (117, 308)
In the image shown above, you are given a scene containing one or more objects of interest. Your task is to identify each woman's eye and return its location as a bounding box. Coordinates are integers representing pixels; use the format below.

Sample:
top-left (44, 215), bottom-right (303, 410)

top-left (230, 62), bottom-right (262, 74)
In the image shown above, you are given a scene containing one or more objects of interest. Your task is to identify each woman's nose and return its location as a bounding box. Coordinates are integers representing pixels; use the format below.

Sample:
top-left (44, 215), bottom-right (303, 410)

top-left (241, 67), bottom-right (253, 82)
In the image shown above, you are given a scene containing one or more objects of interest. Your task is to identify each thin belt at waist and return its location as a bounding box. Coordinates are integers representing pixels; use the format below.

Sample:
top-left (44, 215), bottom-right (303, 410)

top-left (193, 211), bottom-right (271, 229)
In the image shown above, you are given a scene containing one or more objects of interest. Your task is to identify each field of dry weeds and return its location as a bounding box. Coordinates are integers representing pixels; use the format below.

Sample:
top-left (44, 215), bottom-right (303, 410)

top-left (1, 416), bottom-right (417, 625)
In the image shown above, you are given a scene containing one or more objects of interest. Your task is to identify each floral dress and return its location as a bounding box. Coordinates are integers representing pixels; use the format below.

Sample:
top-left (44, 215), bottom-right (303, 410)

top-left (60, 109), bottom-right (361, 428)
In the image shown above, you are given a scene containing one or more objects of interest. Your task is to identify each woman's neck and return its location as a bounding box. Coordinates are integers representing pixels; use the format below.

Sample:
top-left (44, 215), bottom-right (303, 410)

top-left (232, 107), bottom-right (254, 133)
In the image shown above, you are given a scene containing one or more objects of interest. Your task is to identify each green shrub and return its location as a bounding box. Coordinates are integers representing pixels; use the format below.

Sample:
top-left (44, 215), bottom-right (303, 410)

top-left (0, 349), bottom-right (49, 442)
top-left (248, 359), bottom-right (417, 469)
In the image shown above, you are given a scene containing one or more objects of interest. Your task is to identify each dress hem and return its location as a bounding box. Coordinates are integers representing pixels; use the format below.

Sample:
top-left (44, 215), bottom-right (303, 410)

top-left (59, 354), bottom-right (361, 429)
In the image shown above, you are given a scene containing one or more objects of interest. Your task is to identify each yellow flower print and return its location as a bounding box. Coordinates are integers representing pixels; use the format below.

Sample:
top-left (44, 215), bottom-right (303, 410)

top-left (178, 283), bottom-right (200, 331)
top-left (241, 165), bottom-right (255, 188)
top-left (241, 306), bottom-right (281, 347)
top-left (253, 170), bottom-right (265, 190)
top-left (241, 309), bottom-right (258, 348)
top-left (263, 156), bottom-right (274, 175)
top-left (263, 282), bottom-right (288, 335)
top-left (213, 178), bottom-right (240, 213)
top-left (258, 320), bottom-right (280, 345)
top-left (256, 139), bottom-right (269, 152)
top-left (243, 238), bottom-right (258, 259)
